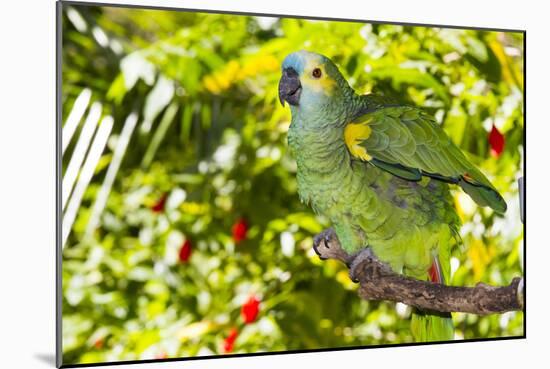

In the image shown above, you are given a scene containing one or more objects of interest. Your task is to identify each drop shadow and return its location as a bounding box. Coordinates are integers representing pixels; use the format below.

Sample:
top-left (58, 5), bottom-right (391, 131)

top-left (34, 353), bottom-right (56, 366)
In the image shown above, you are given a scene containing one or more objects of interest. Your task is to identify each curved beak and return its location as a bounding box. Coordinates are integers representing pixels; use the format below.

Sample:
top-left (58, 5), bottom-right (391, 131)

top-left (278, 67), bottom-right (302, 107)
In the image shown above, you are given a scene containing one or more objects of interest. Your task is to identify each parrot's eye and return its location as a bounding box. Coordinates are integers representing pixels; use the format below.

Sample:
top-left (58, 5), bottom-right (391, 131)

top-left (312, 68), bottom-right (322, 78)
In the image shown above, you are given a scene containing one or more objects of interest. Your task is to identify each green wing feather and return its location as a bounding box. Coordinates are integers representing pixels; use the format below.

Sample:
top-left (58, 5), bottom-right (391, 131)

top-left (350, 105), bottom-right (507, 213)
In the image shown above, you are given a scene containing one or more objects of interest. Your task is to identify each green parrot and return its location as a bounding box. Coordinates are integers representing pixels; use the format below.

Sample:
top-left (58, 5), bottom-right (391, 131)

top-left (278, 50), bottom-right (506, 342)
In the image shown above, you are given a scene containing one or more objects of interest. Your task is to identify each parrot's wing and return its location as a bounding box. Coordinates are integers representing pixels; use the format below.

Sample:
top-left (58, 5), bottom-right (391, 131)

top-left (344, 105), bottom-right (507, 213)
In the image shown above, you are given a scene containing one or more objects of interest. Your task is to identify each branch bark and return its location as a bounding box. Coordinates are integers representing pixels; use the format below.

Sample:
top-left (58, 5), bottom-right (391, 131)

top-left (313, 228), bottom-right (524, 315)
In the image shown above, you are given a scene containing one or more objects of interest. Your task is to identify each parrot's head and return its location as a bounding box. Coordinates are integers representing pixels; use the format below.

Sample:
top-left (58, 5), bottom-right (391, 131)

top-left (279, 50), bottom-right (354, 120)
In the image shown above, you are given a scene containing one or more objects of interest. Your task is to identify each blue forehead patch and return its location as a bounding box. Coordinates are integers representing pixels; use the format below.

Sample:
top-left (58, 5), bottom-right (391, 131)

top-left (282, 52), bottom-right (306, 74)
top-left (282, 50), bottom-right (327, 75)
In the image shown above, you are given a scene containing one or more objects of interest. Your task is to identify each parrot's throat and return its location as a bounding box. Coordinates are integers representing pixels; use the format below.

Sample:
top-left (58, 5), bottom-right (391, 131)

top-left (288, 119), bottom-right (353, 210)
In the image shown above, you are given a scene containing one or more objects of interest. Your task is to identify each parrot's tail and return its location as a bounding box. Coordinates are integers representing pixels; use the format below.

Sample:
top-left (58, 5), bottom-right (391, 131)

top-left (410, 259), bottom-right (454, 342)
top-left (411, 310), bottom-right (454, 342)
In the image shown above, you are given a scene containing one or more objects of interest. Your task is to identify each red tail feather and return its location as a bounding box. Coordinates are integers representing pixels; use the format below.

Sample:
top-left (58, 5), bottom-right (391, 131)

top-left (429, 260), bottom-right (443, 284)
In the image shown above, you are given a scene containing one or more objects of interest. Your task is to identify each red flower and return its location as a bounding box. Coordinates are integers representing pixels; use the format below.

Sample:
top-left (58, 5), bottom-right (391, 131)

top-left (488, 124), bottom-right (505, 158)
top-left (93, 338), bottom-right (103, 349)
top-left (155, 351), bottom-right (167, 359)
top-left (241, 295), bottom-right (260, 324)
top-left (152, 193), bottom-right (168, 213)
top-left (232, 218), bottom-right (248, 243)
top-left (178, 239), bottom-right (192, 263)
top-left (223, 328), bottom-right (239, 353)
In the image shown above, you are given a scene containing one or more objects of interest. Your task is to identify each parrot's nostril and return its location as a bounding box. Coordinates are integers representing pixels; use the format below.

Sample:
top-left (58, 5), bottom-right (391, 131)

top-left (284, 67), bottom-right (299, 78)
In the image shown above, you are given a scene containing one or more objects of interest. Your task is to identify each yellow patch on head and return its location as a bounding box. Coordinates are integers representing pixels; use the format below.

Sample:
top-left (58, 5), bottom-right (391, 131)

top-left (300, 59), bottom-right (336, 95)
top-left (344, 122), bottom-right (372, 161)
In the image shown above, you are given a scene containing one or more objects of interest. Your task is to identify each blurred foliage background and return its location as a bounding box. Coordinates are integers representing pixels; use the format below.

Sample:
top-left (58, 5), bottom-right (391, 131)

top-left (60, 3), bottom-right (524, 365)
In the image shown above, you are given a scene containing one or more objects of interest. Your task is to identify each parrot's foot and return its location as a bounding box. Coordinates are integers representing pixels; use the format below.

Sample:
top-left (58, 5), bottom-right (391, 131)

top-left (312, 228), bottom-right (349, 263)
top-left (349, 248), bottom-right (375, 283)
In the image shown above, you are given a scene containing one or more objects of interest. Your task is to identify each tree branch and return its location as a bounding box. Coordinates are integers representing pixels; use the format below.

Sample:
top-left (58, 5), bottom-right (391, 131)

top-left (313, 228), bottom-right (524, 315)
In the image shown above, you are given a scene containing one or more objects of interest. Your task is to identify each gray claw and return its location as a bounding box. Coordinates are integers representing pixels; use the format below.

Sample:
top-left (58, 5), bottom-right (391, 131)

top-left (324, 234), bottom-right (331, 248)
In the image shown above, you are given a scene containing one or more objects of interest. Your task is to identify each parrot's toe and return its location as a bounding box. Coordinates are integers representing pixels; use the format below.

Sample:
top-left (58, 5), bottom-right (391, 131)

top-left (312, 228), bottom-right (349, 262)
top-left (312, 229), bottom-right (333, 260)
top-left (349, 248), bottom-right (375, 283)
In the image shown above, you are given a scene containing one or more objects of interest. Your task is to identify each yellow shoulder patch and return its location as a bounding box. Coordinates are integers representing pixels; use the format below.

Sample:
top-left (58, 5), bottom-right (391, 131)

top-left (344, 122), bottom-right (372, 161)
